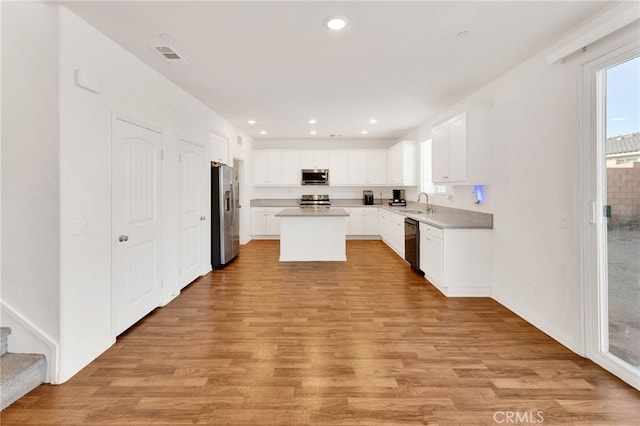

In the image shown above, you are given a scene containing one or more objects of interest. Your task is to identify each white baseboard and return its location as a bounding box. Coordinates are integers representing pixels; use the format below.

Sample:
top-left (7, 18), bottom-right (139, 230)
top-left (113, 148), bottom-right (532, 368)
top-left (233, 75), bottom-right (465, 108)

top-left (0, 300), bottom-right (59, 384)
top-left (491, 292), bottom-right (581, 355)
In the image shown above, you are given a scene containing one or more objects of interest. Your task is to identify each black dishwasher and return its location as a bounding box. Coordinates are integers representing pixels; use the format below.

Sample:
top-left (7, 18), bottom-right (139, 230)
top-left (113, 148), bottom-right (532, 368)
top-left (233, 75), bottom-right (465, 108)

top-left (404, 218), bottom-right (421, 272)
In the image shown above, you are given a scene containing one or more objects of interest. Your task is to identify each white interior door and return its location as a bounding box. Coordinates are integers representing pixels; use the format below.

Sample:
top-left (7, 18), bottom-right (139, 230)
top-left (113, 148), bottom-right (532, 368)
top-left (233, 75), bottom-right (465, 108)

top-left (112, 117), bottom-right (163, 336)
top-left (178, 139), bottom-right (204, 287)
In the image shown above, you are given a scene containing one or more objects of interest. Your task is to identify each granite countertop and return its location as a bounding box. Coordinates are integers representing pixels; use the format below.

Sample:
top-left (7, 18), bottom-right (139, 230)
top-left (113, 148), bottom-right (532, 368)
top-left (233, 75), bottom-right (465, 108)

top-left (252, 199), bottom-right (493, 229)
top-left (387, 208), bottom-right (492, 229)
top-left (275, 207), bottom-right (350, 217)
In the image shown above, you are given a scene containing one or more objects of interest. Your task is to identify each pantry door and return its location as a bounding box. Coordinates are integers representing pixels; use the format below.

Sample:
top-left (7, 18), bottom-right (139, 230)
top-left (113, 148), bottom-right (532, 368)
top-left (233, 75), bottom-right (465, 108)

top-left (112, 116), bottom-right (163, 336)
top-left (178, 139), bottom-right (205, 287)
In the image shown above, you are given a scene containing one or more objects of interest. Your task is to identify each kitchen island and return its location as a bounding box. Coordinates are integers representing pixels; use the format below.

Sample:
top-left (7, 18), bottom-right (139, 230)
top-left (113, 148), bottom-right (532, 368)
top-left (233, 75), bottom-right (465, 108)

top-left (276, 208), bottom-right (349, 261)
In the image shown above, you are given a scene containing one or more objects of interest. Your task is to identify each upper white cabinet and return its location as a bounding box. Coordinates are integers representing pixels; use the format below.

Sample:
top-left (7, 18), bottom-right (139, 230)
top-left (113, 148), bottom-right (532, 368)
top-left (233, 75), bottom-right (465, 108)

top-left (253, 150), bottom-right (281, 185)
top-left (329, 151), bottom-right (350, 185)
top-left (281, 151), bottom-right (301, 185)
top-left (211, 134), bottom-right (229, 165)
top-left (300, 150), bottom-right (330, 169)
top-left (432, 107), bottom-right (492, 185)
top-left (364, 150), bottom-right (387, 185)
top-left (328, 150), bottom-right (387, 186)
top-left (254, 150), bottom-right (300, 186)
top-left (348, 150), bottom-right (387, 186)
top-left (387, 140), bottom-right (418, 186)
top-left (254, 148), bottom-right (387, 187)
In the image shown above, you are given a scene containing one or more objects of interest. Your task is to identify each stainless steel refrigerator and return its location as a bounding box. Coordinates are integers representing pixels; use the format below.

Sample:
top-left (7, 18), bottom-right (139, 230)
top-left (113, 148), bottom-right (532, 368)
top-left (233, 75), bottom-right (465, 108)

top-left (211, 164), bottom-right (239, 268)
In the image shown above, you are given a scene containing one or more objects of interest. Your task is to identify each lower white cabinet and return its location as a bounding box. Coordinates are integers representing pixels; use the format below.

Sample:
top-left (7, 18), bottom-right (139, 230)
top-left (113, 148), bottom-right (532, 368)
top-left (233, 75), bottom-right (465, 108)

top-left (379, 209), bottom-right (404, 257)
top-left (419, 224), bottom-right (443, 286)
top-left (251, 208), bottom-right (281, 237)
top-left (345, 208), bottom-right (379, 236)
top-left (419, 223), bottom-right (491, 297)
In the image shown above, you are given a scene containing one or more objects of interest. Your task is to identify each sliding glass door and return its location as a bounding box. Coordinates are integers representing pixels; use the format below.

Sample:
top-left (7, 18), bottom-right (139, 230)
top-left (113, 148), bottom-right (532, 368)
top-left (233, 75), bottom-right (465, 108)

top-left (583, 43), bottom-right (640, 390)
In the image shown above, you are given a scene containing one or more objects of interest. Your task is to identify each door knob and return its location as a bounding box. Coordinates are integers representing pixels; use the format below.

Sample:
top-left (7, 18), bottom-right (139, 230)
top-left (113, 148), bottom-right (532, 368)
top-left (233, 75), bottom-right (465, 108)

top-left (118, 235), bottom-right (129, 242)
top-left (200, 216), bottom-right (206, 221)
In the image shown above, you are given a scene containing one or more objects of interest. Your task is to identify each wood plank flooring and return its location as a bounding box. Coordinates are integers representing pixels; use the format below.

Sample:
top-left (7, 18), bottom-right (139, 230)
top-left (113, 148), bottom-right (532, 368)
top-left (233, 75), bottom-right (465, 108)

top-left (2, 240), bottom-right (638, 425)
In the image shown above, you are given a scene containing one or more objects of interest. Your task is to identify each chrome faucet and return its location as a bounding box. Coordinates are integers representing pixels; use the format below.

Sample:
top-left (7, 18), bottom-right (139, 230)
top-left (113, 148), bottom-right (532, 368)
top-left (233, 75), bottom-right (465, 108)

top-left (417, 192), bottom-right (433, 214)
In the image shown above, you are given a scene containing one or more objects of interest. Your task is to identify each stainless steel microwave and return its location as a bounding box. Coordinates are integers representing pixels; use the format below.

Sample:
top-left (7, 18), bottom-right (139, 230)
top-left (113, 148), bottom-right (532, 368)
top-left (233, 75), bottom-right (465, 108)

top-left (301, 169), bottom-right (329, 185)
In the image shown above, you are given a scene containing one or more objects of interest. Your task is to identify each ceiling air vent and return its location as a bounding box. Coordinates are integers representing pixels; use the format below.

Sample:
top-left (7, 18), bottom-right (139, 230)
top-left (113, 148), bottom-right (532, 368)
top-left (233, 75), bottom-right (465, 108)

top-left (150, 45), bottom-right (189, 65)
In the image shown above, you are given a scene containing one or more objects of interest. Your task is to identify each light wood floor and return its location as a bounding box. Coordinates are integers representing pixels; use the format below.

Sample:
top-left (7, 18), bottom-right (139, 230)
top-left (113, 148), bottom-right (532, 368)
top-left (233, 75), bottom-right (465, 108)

top-left (3, 240), bottom-right (638, 425)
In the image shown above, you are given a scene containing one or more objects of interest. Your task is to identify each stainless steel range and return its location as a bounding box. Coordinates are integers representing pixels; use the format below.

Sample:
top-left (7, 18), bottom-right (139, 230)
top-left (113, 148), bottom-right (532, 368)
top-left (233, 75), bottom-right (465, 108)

top-left (300, 194), bottom-right (331, 207)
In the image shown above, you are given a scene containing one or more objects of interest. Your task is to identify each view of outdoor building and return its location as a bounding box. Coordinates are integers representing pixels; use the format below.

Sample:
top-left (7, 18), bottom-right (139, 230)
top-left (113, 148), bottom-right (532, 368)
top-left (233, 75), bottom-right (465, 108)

top-left (606, 55), bottom-right (640, 368)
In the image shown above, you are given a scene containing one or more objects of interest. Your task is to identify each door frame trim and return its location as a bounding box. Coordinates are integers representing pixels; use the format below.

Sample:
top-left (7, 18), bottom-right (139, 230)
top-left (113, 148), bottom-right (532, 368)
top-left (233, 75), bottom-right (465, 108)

top-left (580, 41), bottom-right (640, 390)
top-left (110, 112), bottom-right (165, 337)
top-left (177, 136), bottom-right (206, 288)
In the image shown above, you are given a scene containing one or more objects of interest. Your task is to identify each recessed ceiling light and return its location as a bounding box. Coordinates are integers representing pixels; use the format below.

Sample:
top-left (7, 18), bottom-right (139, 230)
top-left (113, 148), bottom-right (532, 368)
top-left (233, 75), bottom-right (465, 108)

top-left (361, 130), bottom-right (368, 135)
top-left (456, 31), bottom-right (470, 38)
top-left (248, 120), bottom-right (256, 125)
top-left (369, 119), bottom-right (378, 124)
top-left (259, 130), bottom-right (267, 135)
top-left (308, 119), bottom-right (317, 124)
top-left (324, 16), bottom-right (348, 31)
top-left (310, 130), bottom-right (317, 135)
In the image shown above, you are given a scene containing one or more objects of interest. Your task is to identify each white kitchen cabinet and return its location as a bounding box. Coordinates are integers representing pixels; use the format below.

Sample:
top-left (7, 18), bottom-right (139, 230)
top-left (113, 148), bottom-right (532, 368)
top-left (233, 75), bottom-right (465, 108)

top-left (251, 207), bottom-right (281, 238)
top-left (329, 151), bottom-right (350, 185)
top-left (281, 150), bottom-right (301, 185)
top-left (345, 208), bottom-right (365, 235)
top-left (253, 150), bottom-right (282, 185)
top-left (344, 207), bottom-right (379, 237)
top-left (379, 209), bottom-right (404, 257)
top-left (348, 153), bottom-right (367, 184)
top-left (432, 107), bottom-right (492, 185)
top-left (363, 208), bottom-right (379, 235)
top-left (211, 133), bottom-right (229, 165)
top-left (419, 223), bottom-right (443, 286)
top-left (387, 141), bottom-right (418, 186)
top-left (419, 222), bottom-right (491, 297)
top-left (254, 150), bottom-right (301, 186)
top-left (349, 150), bottom-right (388, 185)
top-left (329, 150), bottom-right (388, 186)
top-left (301, 150), bottom-right (330, 169)
top-left (366, 150), bottom-right (387, 185)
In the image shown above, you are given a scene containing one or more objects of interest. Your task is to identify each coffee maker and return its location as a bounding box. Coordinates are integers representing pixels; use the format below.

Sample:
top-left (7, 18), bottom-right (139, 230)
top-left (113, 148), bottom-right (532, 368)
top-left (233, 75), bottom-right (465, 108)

top-left (389, 189), bottom-right (406, 206)
top-left (363, 190), bottom-right (374, 205)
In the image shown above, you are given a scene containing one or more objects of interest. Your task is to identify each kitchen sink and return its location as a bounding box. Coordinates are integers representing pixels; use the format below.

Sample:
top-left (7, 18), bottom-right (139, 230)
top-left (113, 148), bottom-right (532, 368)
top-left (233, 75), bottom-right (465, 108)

top-left (399, 209), bottom-right (425, 214)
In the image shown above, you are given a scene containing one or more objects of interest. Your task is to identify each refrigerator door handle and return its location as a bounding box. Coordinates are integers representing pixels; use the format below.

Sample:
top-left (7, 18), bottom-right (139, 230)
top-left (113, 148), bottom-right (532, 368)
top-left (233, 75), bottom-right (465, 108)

top-left (229, 182), bottom-right (235, 226)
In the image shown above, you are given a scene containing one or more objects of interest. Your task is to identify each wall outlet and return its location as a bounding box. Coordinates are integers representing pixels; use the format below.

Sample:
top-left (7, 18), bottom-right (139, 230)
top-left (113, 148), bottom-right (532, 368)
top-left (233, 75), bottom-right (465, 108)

top-left (72, 220), bottom-right (89, 236)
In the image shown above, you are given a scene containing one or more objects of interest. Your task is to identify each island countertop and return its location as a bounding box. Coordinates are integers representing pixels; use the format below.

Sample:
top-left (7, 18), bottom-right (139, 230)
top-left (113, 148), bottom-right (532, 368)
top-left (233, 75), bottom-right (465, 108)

top-left (275, 207), bottom-right (350, 217)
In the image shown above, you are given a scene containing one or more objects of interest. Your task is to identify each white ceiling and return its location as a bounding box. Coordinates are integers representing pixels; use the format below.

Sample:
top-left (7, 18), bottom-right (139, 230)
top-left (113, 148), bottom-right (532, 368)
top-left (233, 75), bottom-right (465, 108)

top-left (60, 1), bottom-right (610, 140)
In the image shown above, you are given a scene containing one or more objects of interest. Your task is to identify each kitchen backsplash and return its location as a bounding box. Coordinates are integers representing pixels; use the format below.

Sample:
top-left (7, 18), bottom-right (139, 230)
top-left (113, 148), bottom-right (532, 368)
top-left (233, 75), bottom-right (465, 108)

top-left (251, 185), bottom-right (410, 200)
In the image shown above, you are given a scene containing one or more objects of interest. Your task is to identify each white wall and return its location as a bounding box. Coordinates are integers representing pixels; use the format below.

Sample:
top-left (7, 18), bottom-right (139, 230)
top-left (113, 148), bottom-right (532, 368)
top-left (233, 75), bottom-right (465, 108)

top-left (1, 2), bottom-right (253, 383)
top-left (56, 6), bottom-right (254, 382)
top-left (1, 1), bottom-right (61, 378)
top-left (402, 22), bottom-right (640, 354)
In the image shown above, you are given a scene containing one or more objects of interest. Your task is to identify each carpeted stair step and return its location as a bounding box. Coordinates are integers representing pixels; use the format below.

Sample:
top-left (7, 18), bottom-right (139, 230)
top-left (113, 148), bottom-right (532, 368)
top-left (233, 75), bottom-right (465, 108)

top-left (1, 326), bottom-right (47, 411)
top-left (1, 352), bottom-right (46, 410)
